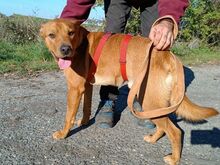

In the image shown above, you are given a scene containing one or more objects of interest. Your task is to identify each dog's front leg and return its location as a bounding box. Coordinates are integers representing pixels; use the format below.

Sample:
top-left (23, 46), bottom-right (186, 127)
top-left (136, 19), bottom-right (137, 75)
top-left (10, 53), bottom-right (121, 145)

top-left (53, 86), bottom-right (83, 140)
top-left (76, 82), bottom-right (93, 126)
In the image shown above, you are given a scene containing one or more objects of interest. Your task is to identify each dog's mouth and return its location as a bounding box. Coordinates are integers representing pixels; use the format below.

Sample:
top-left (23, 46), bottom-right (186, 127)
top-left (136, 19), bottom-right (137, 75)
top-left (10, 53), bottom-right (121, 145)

top-left (51, 51), bottom-right (72, 69)
top-left (58, 57), bottom-right (72, 69)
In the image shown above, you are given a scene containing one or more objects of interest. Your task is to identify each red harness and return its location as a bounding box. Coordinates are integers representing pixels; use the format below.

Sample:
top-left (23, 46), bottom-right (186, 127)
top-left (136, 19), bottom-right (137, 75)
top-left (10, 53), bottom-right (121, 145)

top-left (119, 34), bottom-right (132, 81)
top-left (87, 33), bottom-right (132, 82)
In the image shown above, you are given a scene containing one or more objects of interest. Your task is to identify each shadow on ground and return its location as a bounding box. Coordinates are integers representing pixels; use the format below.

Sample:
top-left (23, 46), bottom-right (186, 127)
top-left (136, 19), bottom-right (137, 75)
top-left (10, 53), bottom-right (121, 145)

top-left (191, 127), bottom-right (220, 148)
top-left (184, 66), bottom-right (195, 88)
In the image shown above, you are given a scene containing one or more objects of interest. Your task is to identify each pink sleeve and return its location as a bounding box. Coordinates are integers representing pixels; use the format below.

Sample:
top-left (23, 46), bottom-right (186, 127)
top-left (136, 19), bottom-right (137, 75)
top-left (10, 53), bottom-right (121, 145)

top-left (60, 0), bottom-right (95, 23)
top-left (158, 0), bottom-right (189, 24)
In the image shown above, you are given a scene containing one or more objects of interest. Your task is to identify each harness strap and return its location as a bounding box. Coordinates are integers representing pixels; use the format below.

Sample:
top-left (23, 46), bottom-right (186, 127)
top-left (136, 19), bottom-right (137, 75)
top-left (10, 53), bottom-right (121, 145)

top-left (120, 34), bottom-right (132, 81)
top-left (87, 32), bottom-right (112, 81)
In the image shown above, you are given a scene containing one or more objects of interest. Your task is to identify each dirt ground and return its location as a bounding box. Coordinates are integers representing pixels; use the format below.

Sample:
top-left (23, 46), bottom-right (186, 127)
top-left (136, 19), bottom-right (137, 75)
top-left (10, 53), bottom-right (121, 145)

top-left (0, 64), bottom-right (220, 165)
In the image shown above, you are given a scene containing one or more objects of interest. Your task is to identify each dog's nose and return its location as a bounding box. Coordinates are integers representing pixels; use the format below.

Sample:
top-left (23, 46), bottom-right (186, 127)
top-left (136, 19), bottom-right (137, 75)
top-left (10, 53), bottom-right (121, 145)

top-left (60, 45), bottom-right (72, 56)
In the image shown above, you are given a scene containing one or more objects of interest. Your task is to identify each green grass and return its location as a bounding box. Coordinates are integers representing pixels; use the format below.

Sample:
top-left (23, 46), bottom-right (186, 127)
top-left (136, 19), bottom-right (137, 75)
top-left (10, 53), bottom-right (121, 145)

top-left (0, 41), bottom-right (219, 76)
top-left (0, 41), bottom-right (57, 75)
top-left (172, 42), bottom-right (220, 65)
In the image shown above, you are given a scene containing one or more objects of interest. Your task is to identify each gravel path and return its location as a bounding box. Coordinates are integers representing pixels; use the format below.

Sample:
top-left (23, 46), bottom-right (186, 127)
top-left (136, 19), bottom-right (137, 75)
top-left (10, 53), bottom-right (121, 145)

top-left (0, 65), bottom-right (220, 165)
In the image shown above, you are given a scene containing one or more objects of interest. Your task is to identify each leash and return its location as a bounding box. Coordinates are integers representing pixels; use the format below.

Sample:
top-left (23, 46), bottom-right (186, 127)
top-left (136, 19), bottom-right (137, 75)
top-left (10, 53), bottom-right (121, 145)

top-left (127, 41), bottom-right (185, 119)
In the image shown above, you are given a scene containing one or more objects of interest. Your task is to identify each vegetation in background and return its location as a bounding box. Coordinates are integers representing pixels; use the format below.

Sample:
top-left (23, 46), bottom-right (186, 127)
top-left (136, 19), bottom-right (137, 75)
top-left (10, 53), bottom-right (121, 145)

top-left (172, 42), bottom-right (220, 65)
top-left (0, 14), bottom-right (56, 76)
top-left (0, 14), bottom-right (47, 44)
top-left (0, 40), bottom-right (56, 75)
top-left (0, 0), bottom-right (220, 76)
top-left (125, 9), bottom-right (141, 35)
top-left (179, 0), bottom-right (220, 46)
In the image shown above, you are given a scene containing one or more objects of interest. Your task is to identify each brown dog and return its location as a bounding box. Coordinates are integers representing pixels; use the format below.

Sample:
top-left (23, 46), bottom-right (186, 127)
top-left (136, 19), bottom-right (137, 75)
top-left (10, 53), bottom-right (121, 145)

top-left (40, 19), bottom-right (218, 165)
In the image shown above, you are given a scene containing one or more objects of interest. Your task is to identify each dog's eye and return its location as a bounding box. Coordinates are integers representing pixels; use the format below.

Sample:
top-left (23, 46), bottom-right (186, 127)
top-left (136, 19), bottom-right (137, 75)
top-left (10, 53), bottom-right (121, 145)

top-left (68, 31), bottom-right (74, 36)
top-left (48, 33), bottom-right (56, 39)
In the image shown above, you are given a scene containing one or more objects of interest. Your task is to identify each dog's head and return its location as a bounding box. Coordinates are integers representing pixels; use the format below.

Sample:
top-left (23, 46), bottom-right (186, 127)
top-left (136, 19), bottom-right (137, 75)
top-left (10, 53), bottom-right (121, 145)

top-left (40, 19), bottom-right (84, 69)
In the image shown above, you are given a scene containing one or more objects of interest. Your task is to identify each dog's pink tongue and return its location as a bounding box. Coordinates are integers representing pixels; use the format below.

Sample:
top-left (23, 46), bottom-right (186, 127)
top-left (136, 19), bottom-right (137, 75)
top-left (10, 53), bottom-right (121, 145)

top-left (58, 58), bottom-right (72, 69)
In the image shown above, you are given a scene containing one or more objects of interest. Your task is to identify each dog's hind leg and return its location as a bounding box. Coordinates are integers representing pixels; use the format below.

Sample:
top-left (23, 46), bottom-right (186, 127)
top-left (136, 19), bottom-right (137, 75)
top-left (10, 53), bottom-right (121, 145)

top-left (143, 123), bottom-right (164, 144)
top-left (162, 117), bottom-right (182, 165)
top-left (144, 116), bottom-right (181, 165)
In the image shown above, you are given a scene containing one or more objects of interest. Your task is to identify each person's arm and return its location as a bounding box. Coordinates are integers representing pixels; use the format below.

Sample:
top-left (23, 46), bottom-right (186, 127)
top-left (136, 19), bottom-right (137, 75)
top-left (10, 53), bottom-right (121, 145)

top-left (149, 0), bottom-right (189, 50)
top-left (60, 0), bottom-right (96, 23)
top-left (158, 0), bottom-right (189, 25)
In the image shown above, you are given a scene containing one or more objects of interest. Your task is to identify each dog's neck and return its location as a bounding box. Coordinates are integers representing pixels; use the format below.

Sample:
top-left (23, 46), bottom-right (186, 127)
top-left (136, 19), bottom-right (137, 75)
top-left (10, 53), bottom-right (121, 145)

top-left (67, 26), bottom-right (105, 79)
top-left (66, 27), bottom-right (90, 77)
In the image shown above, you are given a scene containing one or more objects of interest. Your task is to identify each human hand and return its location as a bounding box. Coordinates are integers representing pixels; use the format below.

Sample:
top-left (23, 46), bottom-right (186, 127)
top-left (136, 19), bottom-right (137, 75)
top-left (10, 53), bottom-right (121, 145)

top-left (149, 19), bottom-right (174, 50)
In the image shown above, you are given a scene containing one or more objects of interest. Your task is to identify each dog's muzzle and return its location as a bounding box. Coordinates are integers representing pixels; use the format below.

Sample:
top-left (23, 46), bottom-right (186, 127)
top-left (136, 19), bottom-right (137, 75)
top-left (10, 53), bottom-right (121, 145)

top-left (60, 44), bottom-right (72, 56)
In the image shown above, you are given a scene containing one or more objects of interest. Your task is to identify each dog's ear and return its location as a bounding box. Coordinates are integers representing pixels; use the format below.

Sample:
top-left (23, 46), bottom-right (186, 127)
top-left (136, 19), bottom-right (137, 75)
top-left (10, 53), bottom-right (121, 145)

top-left (68, 19), bottom-right (82, 26)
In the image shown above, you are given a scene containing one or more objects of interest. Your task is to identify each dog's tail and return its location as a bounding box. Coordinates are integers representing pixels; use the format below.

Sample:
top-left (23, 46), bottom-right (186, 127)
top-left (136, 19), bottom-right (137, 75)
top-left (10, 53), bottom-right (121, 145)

top-left (176, 95), bottom-right (219, 121)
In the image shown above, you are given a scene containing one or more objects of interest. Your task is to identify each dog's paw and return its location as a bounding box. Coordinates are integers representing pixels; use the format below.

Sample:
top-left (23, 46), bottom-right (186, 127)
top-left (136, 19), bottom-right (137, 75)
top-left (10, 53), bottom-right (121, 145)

top-left (144, 135), bottom-right (156, 144)
top-left (76, 118), bottom-right (89, 126)
top-left (52, 130), bottom-right (67, 140)
top-left (163, 155), bottom-right (178, 165)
